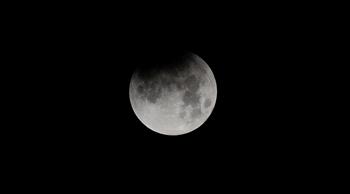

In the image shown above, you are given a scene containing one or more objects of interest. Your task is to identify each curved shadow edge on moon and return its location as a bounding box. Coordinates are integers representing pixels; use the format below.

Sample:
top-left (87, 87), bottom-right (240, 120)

top-left (129, 53), bottom-right (217, 136)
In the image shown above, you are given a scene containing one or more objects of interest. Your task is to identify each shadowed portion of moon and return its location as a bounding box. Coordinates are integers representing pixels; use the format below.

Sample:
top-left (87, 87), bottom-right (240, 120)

top-left (134, 60), bottom-right (200, 105)
top-left (133, 51), bottom-right (192, 82)
top-left (129, 52), bottom-right (217, 135)
top-left (184, 75), bottom-right (200, 91)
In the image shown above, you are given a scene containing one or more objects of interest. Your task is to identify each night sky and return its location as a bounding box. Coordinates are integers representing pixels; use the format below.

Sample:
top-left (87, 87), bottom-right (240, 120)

top-left (18, 2), bottom-right (319, 188)
top-left (50, 20), bottom-right (300, 172)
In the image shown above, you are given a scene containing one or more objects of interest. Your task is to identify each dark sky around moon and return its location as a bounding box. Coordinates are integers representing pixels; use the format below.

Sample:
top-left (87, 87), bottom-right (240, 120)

top-left (49, 35), bottom-right (297, 148)
top-left (30, 4), bottom-right (313, 180)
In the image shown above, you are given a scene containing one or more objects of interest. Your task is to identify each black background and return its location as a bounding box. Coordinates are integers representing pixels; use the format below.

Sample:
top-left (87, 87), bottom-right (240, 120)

top-left (10, 2), bottom-right (326, 189)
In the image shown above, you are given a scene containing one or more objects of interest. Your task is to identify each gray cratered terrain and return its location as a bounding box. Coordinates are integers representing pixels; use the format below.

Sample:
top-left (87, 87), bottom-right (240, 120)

top-left (129, 52), bottom-right (217, 135)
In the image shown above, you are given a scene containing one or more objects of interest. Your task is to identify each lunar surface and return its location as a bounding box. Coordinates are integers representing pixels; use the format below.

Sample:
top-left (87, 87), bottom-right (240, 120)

top-left (129, 52), bottom-right (217, 135)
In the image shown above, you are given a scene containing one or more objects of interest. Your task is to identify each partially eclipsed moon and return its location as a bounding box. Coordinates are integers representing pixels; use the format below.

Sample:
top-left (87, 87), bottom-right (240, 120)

top-left (129, 52), bottom-right (217, 135)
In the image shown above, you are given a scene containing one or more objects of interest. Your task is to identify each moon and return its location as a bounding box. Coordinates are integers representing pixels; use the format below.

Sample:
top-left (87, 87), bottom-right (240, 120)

top-left (129, 52), bottom-right (217, 135)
